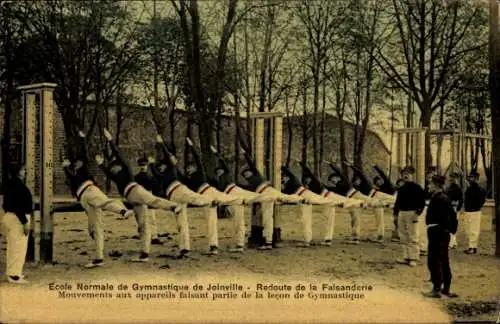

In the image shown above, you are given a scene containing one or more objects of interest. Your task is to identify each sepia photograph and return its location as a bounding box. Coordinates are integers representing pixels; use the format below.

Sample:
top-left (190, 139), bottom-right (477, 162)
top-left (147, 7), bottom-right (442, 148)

top-left (0, 0), bottom-right (499, 323)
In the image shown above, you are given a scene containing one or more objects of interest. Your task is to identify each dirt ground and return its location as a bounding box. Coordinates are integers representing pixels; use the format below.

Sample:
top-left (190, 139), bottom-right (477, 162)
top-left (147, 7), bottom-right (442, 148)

top-left (0, 203), bottom-right (498, 323)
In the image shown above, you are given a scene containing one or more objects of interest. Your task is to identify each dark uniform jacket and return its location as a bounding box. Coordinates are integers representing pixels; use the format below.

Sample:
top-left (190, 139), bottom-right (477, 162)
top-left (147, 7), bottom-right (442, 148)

top-left (350, 166), bottom-right (373, 196)
top-left (135, 170), bottom-right (162, 196)
top-left (445, 183), bottom-right (463, 212)
top-left (153, 141), bottom-right (184, 192)
top-left (424, 180), bottom-right (432, 201)
top-left (300, 163), bottom-right (327, 195)
top-left (281, 166), bottom-right (303, 195)
top-left (63, 136), bottom-right (95, 199)
top-left (209, 151), bottom-right (237, 192)
top-left (184, 144), bottom-right (210, 192)
top-left (393, 181), bottom-right (426, 216)
top-left (99, 141), bottom-right (134, 197)
top-left (241, 152), bottom-right (269, 192)
top-left (326, 165), bottom-right (353, 197)
top-left (3, 176), bottom-right (33, 225)
top-left (373, 165), bottom-right (396, 195)
top-left (464, 182), bottom-right (487, 212)
top-left (426, 191), bottom-right (458, 234)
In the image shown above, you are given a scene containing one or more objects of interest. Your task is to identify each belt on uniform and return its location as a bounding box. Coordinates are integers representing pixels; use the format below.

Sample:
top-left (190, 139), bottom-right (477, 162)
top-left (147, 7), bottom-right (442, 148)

top-left (166, 181), bottom-right (182, 200)
top-left (124, 182), bottom-right (139, 198)
top-left (224, 183), bottom-right (237, 194)
top-left (347, 188), bottom-right (357, 198)
top-left (76, 180), bottom-right (94, 201)
top-left (256, 182), bottom-right (271, 194)
top-left (295, 186), bottom-right (307, 196)
top-left (197, 183), bottom-right (211, 195)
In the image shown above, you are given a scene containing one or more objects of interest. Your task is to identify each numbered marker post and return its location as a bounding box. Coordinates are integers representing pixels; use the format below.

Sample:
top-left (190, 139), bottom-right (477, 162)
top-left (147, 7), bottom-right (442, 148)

top-left (24, 93), bottom-right (37, 261)
top-left (17, 83), bottom-right (57, 263)
top-left (247, 112), bottom-right (283, 248)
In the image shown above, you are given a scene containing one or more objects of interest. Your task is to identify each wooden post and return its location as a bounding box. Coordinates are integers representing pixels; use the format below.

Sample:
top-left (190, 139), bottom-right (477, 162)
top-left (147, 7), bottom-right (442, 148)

top-left (272, 116), bottom-right (283, 240)
top-left (40, 86), bottom-right (55, 262)
top-left (255, 118), bottom-right (265, 174)
top-left (17, 83), bottom-right (57, 263)
top-left (247, 113), bottom-right (283, 247)
top-left (249, 118), bottom-right (265, 246)
top-left (24, 92), bottom-right (37, 262)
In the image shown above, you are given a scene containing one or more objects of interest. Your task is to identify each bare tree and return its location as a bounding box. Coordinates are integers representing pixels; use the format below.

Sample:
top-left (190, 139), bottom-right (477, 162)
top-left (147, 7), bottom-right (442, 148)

top-left (343, 0), bottom-right (390, 170)
top-left (326, 48), bottom-right (350, 177)
top-left (376, 0), bottom-right (486, 169)
top-left (16, 1), bottom-right (144, 147)
top-left (295, 0), bottom-right (345, 175)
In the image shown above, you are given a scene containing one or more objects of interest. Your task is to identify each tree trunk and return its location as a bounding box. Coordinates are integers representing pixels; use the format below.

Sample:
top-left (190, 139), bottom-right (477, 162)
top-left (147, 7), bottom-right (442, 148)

top-left (488, 0), bottom-right (500, 257)
top-left (406, 95), bottom-right (413, 166)
top-left (185, 113), bottom-right (195, 169)
top-left (319, 60), bottom-right (327, 178)
top-left (216, 99), bottom-right (222, 152)
top-left (115, 95), bottom-right (123, 147)
top-left (285, 91), bottom-right (293, 167)
top-left (301, 81), bottom-right (308, 166)
top-left (421, 103), bottom-right (433, 171)
top-left (436, 102), bottom-right (445, 174)
top-left (169, 109), bottom-right (177, 154)
top-left (312, 69), bottom-right (320, 176)
top-left (233, 30), bottom-right (240, 181)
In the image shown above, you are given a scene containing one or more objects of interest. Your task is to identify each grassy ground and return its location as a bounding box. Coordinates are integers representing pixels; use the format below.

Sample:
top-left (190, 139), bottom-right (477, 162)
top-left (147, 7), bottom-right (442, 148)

top-left (0, 204), bottom-right (498, 323)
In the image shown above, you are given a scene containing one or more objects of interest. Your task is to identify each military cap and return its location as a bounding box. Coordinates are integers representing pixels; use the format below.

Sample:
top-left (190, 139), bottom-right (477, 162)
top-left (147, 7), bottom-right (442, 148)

top-left (400, 166), bottom-right (415, 174)
top-left (431, 175), bottom-right (446, 187)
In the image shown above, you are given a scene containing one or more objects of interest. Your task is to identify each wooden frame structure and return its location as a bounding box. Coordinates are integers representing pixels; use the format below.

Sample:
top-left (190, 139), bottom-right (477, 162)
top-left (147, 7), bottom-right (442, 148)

top-left (247, 112), bottom-right (283, 243)
top-left (394, 127), bottom-right (494, 193)
top-left (17, 83), bottom-right (57, 262)
top-left (394, 128), bottom-right (427, 186)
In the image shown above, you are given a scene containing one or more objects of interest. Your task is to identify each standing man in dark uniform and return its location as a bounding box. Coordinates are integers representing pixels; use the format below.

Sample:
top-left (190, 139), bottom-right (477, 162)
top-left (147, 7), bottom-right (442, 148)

top-left (393, 166), bottom-right (426, 267)
top-left (446, 172), bottom-right (463, 249)
top-left (135, 156), bottom-right (163, 245)
top-left (419, 166), bottom-right (438, 256)
top-left (463, 170), bottom-right (486, 254)
top-left (423, 175), bottom-right (458, 298)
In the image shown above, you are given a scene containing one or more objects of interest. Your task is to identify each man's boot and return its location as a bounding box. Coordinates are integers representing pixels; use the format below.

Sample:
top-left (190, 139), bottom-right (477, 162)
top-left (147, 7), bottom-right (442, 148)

top-left (272, 228), bottom-right (282, 248)
top-left (247, 226), bottom-right (264, 248)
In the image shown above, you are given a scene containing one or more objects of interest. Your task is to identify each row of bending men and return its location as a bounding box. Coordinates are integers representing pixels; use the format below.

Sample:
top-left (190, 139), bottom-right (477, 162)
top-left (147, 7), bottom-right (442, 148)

top-left (62, 128), bottom-right (396, 268)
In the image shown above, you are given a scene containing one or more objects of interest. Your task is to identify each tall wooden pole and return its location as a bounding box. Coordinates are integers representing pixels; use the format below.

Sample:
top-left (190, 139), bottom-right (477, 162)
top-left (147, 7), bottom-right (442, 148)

top-left (489, 0), bottom-right (500, 257)
top-left (18, 83), bottom-right (57, 263)
top-left (24, 93), bottom-right (37, 261)
top-left (153, 0), bottom-right (159, 118)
